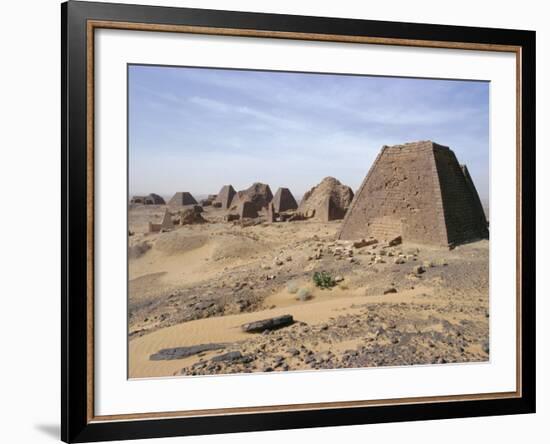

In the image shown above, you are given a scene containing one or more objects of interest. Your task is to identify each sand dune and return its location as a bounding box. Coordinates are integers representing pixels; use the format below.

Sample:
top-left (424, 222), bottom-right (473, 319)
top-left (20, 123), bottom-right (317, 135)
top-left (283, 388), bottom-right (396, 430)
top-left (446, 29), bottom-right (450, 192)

top-left (130, 285), bottom-right (447, 378)
top-left (128, 205), bottom-right (489, 378)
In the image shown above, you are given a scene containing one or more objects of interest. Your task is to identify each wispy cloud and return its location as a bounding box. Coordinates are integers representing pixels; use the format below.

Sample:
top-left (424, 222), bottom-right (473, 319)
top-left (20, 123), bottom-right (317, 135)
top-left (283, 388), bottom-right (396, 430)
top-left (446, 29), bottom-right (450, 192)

top-left (128, 66), bottom-right (489, 199)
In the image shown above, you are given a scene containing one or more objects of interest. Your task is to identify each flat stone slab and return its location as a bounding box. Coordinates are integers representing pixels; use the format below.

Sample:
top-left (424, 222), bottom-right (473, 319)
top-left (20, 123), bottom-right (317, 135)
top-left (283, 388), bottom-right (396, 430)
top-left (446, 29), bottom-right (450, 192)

top-left (150, 343), bottom-right (226, 361)
top-left (241, 315), bottom-right (294, 333)
top-left (210, 351), bottom-right (243, 362)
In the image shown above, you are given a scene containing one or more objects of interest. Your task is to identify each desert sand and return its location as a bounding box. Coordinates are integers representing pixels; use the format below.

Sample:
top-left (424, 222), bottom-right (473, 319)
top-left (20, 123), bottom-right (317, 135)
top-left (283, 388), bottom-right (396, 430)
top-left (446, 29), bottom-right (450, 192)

top-left (128, 203), bottom-right (489, 379)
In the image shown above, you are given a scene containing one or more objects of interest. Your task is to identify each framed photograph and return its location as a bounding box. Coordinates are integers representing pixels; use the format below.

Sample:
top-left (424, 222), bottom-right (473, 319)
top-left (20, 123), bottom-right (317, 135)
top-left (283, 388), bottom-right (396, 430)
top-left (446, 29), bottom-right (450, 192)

top-left (61, 1), bottom-right (535, 442)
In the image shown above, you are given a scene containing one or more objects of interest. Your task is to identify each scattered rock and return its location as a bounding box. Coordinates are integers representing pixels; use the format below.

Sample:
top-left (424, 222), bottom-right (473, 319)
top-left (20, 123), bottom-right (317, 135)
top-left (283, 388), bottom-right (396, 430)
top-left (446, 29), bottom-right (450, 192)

top-left (388, 236), bottom-right (402, 247)
top-left (383, 287), bottom-right (398, 294)
top-left (413, 265), bottom-right (426, 275)
top-left (287, 348), bottom-right (300, 356)
top-left (195, 300), bottom-right (215, 310)
top-left (180, 206), bottom-right (207, 225)
top-left (241, 315), bottom-right (294, 333)
top-left (150, 343), bottom-right (226, 361)
top-left (211, 351), bottom-right (243, 362)
top-left (353, 238), bottom-right (378, 248)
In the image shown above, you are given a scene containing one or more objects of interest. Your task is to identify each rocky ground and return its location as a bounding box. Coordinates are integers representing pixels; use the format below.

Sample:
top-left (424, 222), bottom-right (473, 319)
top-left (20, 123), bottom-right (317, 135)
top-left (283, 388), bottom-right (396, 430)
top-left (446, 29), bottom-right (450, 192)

top-left (128, 204), bottom-right (489, 378)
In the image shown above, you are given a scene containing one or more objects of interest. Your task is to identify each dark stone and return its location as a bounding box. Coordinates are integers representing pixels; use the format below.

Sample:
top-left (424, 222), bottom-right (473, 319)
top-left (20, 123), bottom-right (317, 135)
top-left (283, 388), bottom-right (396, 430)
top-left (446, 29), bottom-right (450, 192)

top-left (194, 300), bottom-right (215, 310)
top-left (388, 236), bottom-right (402, 247)
top-left (150, 343), bottom-right (226, 361)
top-left (241, 314), bottom-right (294, 333)
top-left (224, 213), bottom-right (240, 222)
top-left (287, 348), bottom-right (300, 356)
top-left (211, 351), bottom-right (243, 362)
top-left (239, 200), bottom-right (259, 219)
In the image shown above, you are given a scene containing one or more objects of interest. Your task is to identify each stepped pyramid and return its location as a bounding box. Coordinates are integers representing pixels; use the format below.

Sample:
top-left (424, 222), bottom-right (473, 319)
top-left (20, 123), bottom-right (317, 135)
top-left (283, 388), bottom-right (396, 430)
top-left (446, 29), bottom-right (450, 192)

top-left (168, 192), bottom-right (197, 206)
top-left (338, 141), bottom-right (488, 247)
top-left (272, 187), bottom-right (298, 212)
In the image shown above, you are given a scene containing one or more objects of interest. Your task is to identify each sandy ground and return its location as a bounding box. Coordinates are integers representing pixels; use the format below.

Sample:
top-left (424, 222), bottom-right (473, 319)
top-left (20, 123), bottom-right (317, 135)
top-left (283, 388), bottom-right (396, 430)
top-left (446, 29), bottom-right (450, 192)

top-left (128, 204), bottom-right (489, 378)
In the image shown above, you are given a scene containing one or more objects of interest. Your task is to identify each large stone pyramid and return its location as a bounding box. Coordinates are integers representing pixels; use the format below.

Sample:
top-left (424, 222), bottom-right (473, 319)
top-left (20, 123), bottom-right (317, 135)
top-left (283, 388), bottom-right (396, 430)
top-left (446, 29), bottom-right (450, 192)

top-left (272, 187), bottom-right (298, 212)
top-left (213, 185), bottom-right (236, 209)
top-left (168, 192), bottom-right (197, 206)
top-left (338, 141), bottom-right (488, 247)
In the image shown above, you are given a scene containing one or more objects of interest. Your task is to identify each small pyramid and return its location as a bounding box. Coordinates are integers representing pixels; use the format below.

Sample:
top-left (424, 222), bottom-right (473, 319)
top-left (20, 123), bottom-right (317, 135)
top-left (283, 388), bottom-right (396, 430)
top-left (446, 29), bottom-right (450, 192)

top-left (272, 187), bottom-right (298, 212)
top-left (213, 185), bottom-right (236, 209)
top-left (168, 192), bottom-right (197, 206)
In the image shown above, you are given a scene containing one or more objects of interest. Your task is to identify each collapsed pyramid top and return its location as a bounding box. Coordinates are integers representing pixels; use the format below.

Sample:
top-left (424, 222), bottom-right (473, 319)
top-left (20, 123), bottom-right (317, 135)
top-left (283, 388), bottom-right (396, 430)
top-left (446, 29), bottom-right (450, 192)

top-left (298, 177), bottom-right (354, 221)
top-left (338, 141), bottom-right (488, 247)
top-left (230, 182), bottom-right (273, 211)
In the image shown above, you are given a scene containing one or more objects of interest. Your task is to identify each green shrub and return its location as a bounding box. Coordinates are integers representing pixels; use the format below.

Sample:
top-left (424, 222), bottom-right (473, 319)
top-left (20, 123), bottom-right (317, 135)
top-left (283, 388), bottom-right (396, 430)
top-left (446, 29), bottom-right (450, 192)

top-left (313, 271), bottom-right (336, 289)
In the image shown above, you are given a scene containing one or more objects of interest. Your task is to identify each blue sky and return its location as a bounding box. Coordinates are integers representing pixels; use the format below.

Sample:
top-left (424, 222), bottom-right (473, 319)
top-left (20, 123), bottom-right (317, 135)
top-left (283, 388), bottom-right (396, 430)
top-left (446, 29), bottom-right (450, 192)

top-left (129, 65), bottom-right (489, 200)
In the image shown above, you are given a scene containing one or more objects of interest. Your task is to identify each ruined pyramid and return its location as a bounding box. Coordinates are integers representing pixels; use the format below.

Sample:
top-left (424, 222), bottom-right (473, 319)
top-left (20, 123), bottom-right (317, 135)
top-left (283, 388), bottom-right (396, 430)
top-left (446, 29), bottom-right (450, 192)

top-left (338, 141), bottom-right (488, 247)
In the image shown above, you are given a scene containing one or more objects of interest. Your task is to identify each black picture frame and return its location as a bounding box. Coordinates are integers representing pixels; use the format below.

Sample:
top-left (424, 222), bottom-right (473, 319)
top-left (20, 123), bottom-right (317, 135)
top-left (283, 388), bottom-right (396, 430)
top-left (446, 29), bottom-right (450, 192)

top-left (61, 1), bottom-right (536, 442)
